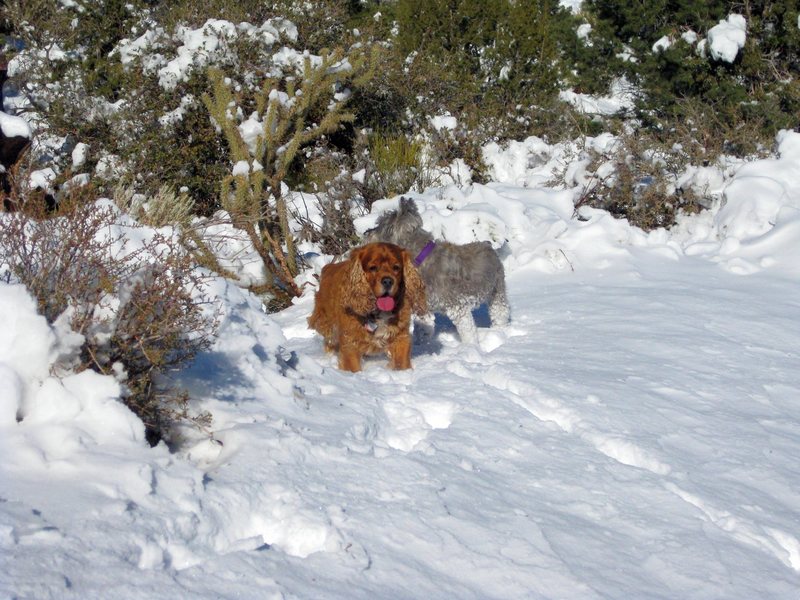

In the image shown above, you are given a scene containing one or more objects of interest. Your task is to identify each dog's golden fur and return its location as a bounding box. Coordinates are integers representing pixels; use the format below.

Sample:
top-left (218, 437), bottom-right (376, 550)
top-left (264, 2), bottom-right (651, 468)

top-left (308, 242), bottom-right (426, 372)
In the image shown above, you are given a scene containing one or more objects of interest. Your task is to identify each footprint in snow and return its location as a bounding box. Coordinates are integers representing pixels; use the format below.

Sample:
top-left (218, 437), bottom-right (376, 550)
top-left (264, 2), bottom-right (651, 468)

top-left (1, 503), bottom-right (64, 547)
top-left (378, 395), bottom-right (456, 453)
top-left (347, 393), bottom-right (457, 455)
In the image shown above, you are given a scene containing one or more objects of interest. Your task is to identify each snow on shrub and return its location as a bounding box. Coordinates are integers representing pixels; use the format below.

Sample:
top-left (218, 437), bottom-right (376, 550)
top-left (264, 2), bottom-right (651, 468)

top-left (0, 195), bottom-right (219, 444)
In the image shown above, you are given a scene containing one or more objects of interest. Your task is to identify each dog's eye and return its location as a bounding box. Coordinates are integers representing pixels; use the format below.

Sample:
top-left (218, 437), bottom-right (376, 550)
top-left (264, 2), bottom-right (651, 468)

top-left (392, 264), bottom-right (401, 272)
top-left (368, 265), bottom-right (379, 272)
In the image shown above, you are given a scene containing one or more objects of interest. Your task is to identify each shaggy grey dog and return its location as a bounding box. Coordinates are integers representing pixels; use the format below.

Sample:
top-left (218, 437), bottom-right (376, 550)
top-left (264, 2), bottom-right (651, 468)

top-left (364, 197), bottom-right (509, 343)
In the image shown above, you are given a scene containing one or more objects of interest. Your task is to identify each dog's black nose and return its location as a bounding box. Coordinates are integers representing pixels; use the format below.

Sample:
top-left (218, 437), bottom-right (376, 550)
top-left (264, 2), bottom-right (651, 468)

top-left (381, 277), bottom-right (394, 290)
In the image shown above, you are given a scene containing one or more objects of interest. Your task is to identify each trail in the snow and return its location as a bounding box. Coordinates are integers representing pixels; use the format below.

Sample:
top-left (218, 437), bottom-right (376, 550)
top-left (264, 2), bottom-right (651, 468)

top-left (261, 253), bottom-right (800, 598)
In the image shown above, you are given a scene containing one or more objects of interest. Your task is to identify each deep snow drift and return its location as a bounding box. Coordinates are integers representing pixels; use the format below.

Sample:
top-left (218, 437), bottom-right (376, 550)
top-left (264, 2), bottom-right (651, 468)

top-left (2, 131), bottom-right (800, 599)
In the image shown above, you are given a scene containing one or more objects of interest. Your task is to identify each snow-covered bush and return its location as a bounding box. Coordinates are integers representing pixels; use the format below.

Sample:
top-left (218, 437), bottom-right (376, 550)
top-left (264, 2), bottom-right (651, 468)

top-left (4, 2), bottom-right (366, 211)
top-left (3, 0), bottom-right (798, 241)
top-left (4, 2), bottom-right (394, 300)
top-left (0, 194), bottom-right (218, 444)
top-left (571, 131), bottom-right (705, 231)
top-left (567, 0), bottom-right (800, 155)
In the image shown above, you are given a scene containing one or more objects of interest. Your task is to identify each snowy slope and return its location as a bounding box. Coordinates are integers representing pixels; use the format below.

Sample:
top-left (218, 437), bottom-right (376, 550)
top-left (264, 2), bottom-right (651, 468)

top-left (2, 132), bottom-right (800, 599)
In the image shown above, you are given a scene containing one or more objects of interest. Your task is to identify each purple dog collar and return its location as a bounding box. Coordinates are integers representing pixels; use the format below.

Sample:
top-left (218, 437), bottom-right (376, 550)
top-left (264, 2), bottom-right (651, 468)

top-left (413, 241), bottom-right (436, 266)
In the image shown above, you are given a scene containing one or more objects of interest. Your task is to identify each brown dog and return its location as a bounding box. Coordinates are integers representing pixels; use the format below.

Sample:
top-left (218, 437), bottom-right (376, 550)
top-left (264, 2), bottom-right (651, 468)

top-left (308, 242), bottom-right (426, 372)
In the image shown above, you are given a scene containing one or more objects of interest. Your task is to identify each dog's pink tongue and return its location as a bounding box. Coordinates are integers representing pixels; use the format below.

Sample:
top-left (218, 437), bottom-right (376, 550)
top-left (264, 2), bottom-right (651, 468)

top-left (376, 296), bottom-right (395, 312)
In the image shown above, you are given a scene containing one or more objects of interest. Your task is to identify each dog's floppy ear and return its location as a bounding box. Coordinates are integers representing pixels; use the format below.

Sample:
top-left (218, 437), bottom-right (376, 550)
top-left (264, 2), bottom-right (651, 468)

top-left (402, 249), bottom-right (427, 316)
top-left (343, 246), bottom-right (375, 315)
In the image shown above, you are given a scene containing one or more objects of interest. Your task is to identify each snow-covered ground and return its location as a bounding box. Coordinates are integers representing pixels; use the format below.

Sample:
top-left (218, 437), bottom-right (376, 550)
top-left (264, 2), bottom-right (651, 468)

top-left (2, 130), bottom-right (800, 599)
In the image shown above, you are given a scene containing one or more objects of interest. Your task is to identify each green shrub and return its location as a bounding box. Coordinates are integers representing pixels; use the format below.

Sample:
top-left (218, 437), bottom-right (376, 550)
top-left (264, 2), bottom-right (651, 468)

top-left (570, 0), bottom-right (800, 154)
top-left (367, 133), bottom-right (424, 199)
top-left (344, 0), bottom-right (577, 145)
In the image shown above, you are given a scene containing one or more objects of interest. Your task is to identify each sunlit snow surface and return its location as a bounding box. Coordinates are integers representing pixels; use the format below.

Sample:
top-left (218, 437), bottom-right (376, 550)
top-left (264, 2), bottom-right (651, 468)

top-left (3, 131), bottom-right (800, 598)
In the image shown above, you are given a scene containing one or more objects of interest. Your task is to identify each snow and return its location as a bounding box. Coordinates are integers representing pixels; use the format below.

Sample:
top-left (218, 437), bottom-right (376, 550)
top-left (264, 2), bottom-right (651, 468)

top-left (0, 111), bottom-right (31, 139)
top-left (114, 27), bottom-right (165, 66)
top-left (429, 114), bottom-right (458, 131)
top-left (559, 0), bottom-right (584, 14)
top-left (238, 111), bottom-right (264, 155)
top-left (114, 18), bottom-right (300, 91)
top-left (271, 46), bottom-right (323, 72)
top-left (682, 30), bottom-right (699, 45)
top-left (158, 94), bottom-right (196, 128)
top-left (158, 20), bottom-right (239, 90)
top-left (559, 77), bottom-right (637, 116)
top-left (29, 167), bottom-right (56, 191)
top-left (652, 35), bottom-right (672, 53)
top-left (231, 160), bottom-right (250, 176)
top-left (708, 14), bottom-right (747, 63)
top-left (94, 154), bottom-right (123, 179)
top-left (192, 213), bottom-right (269, 287)
top-left (71, 142), bottom-right (89, 169)
top-left (3, 109), bottom-right (800, 600)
